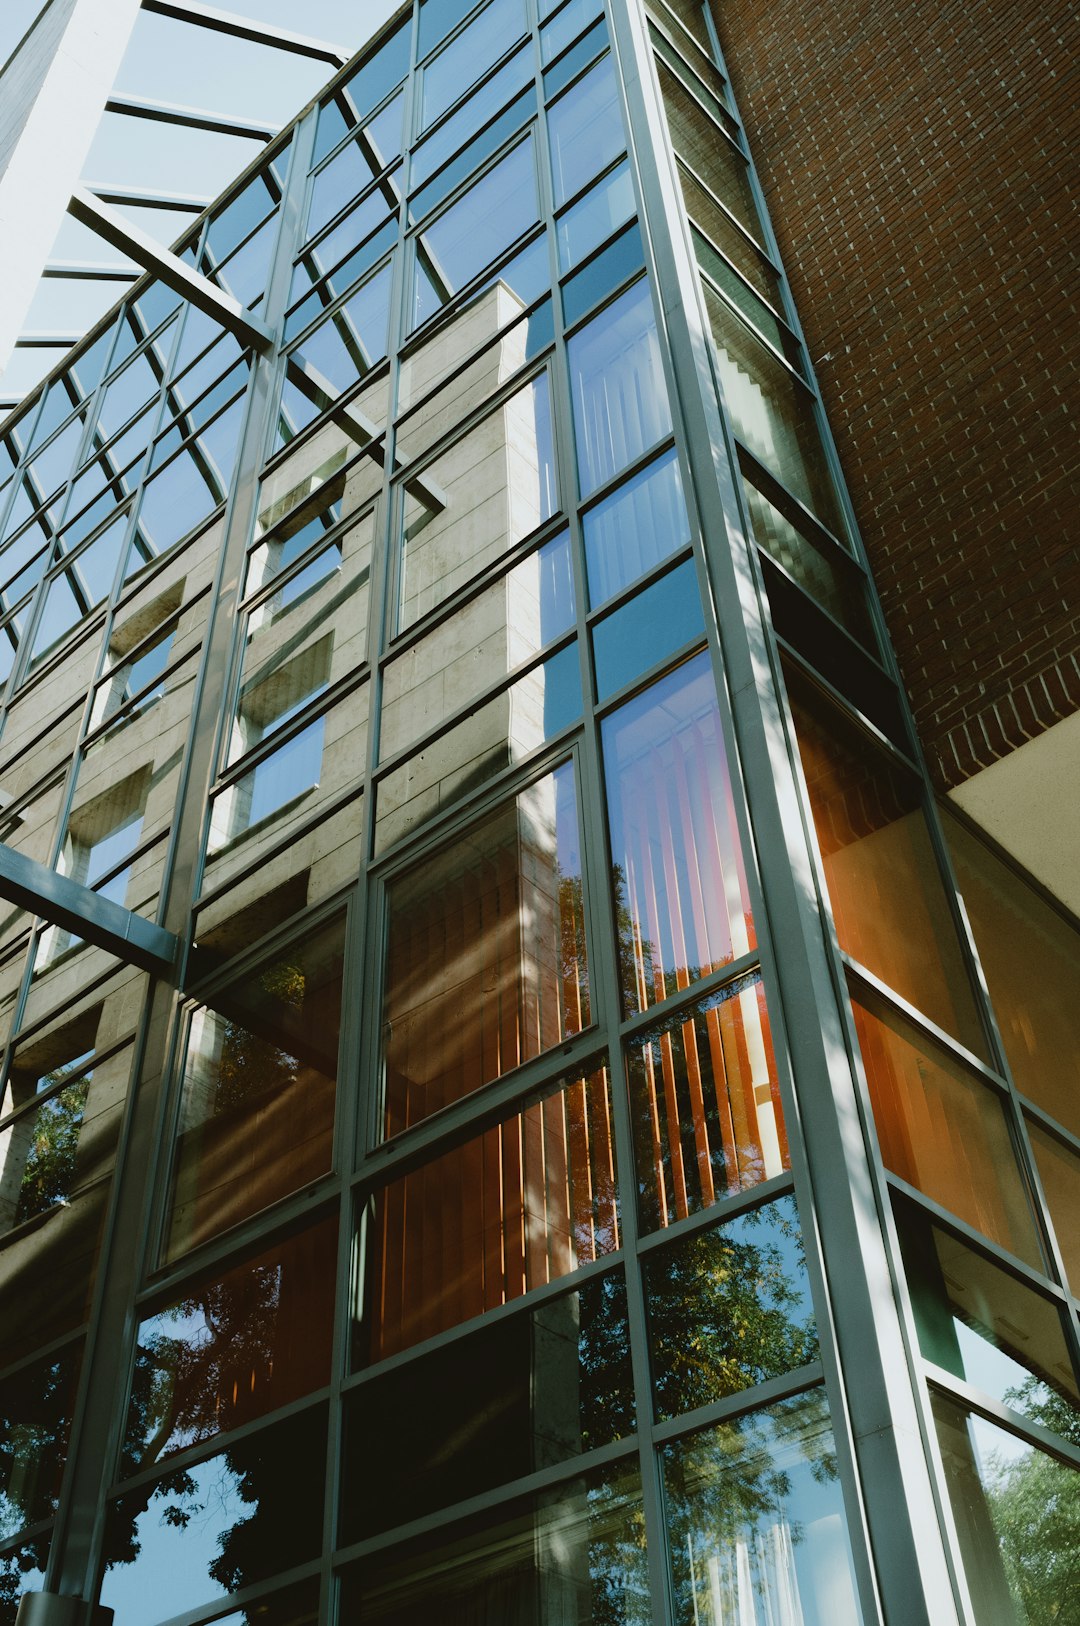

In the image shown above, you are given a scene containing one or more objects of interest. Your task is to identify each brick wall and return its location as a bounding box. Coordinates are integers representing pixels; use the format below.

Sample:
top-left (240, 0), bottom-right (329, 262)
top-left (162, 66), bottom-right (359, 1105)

top-left (711, 0), bottom-right (1080, 788)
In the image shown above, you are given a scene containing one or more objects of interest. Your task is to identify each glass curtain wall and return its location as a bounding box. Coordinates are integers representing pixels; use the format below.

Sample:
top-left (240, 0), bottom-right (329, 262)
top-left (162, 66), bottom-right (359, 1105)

top-left (0, 3), bottom-right (1073, 1626)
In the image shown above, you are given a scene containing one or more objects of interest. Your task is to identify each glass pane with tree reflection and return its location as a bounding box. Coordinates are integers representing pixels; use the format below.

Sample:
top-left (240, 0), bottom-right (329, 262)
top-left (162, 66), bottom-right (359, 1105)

top-left (344, 1269), bottom-right (633, 1538)
top-left (123, 1218), bottom-right (336, 1476)
top-left (340, 1458), bottom-right (649, 1624)
top-left (645, 1196), bottom-right (815, 1419)
top-left (0, 1343), bottom-right (80, 1536)
top-left (166, 920), bottom-right (345, 1259)
top-left (382, 762), bottom-right (588, 1136)
top-left (663, 1389), bottom-right (863, 1626)
top-left (358, 1062), bottom-right (618, 1362)
top-left (602, 651), bottom-right (755, 1017)
top-left (628, 974), bottom-right (788, 1233)
top-left (100, 1409), bottom-right (325, 1623)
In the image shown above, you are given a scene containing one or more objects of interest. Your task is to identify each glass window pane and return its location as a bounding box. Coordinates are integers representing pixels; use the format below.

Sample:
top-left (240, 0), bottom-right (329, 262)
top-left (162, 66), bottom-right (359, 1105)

top-left (123, 1216), bottom-right (337, 1475)
top-left (306, 139), bottom-right (385, 245)
top-left (741, 472), bottom-right (871, 642)
top-left (628, 973), bottom-right (789, 1233)
top-left (343, 1270), bottom-right (633, 1537)
top-left (895, 1200), bottom-right (1079, 1433)
top-left (662, 1389), bottom-right (864, 1626)
top-left (584, 446), bottom-right (689, 607)
top-left (789, 683), bottom-right (987, 1058)
top-left (557, 159), bottom-right (636, 274)
top-left (593, 556), bottom-right (704, 698)
top-left (568, 277), bottom-right (672, 498)
top-left (704, 288), bottom-right (843, 534)
top-left (410, 139), bottom-right (539, 331)
top-left (382, 762), bottom-right (589, 1136)
top-left (375, 642), bottom-right (582, 854)
top-left (100, 1409), bottom-right (326, 1621)
top-left (678, 159), bottom-right (782, 307)
top-left (602, 651), bottom-right (755, 1017)
top-left (656, 61), bottom-right (761, 241)
top-left (166, 920), bottom-right (345, 1259)
top-left (339, 1460), bottom-right (648, 1621)
top-left (399, 371), bottom-right (556, 629)
top-left (358, 1062), bottom-right (618, 1361)
top-left (382, 529), bottom-right (574, 760)
top-left (646, 1195), bottom-right (816, 1419)
top-left (0, 1343), bottom-right (80, 1533)
top-left (851, 993), bottom-right (1040, 1266)
top-left (313, 19), bottom-right (411, 167)
top-left (547, 53), bottom-right (626, 209)
top-left (932, 1392), bottom-right (1080, 1626)
top-left (562, 222), bottom-right (644, 328)
top-left (543, 16), bottom-right (608, 99)
top-left (1029, 1123), bottom-right (1080, 1293)
top-left (412, 43), bottom-right (533, 195)
top-left (421, 0), bottom-right (527, 129)
top-left (292, 262), bottom-right (393, 395)
top-left (943, 811), bottom-right (1080, 1139)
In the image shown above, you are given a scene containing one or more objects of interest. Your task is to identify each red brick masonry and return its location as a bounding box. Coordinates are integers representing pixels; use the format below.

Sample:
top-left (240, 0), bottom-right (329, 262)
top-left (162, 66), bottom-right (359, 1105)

top-left (713, 0), bottom-right (1080, 788)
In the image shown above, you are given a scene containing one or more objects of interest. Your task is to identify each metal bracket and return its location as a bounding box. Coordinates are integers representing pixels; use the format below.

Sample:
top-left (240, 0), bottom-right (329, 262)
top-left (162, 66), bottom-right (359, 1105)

top-left (0, 843), bottom-right (179, 974)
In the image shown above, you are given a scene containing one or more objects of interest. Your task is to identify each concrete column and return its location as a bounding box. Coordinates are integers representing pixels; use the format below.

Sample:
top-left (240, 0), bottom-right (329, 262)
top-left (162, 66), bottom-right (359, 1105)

top-left (0, 0), bottom-right (143, 376)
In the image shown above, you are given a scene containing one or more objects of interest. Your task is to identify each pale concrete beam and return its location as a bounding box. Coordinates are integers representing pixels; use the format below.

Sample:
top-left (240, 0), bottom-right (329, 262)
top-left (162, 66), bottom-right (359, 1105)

top-left (0, 0), bottom-right (145, 377)
top-left (69, 187), bottom-right (274, 353)
top-left (0, 840), bottom-right (178, 973)
top-left (86, 183), bottom-right (211, 212)
top-left (42, 261), bottom-right (139, 281)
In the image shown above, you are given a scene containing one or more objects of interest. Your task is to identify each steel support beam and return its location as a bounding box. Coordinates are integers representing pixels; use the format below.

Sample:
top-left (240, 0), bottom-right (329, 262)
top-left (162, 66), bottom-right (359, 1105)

top-left (86, 183), bottom-right (210, 212)
top-left (43, 262), bottom-right (139, 281)
top-left (0, 841), bottom-right (178, 973)
top-left (104, 93), bottom-right (279, 142)
top-left (0, 0), bottom-right (145, 375)
top-left (69, 187), bottom-right (274, 352)
top-left (141, 0), bottom-right (349, 66)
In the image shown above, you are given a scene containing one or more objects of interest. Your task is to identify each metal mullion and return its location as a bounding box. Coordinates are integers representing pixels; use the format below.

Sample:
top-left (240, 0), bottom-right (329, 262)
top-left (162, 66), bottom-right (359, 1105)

top-left (288, 220), bottom-right (397, 330)
top-left (418, 22), bottom-right (530, 134)
top-left (341, 1245), bottom-right (619, 1393)
top-left (590, 633), bottom-right (707, 724)
top-left (611, 3), bottom-right (941, 1622)
top-left (48, 113), bottom-right (316, 1605)
top-left (0, 1515), bottom-right (53, 1555)
top-left (693, 220), bottom-right (795, 331)
top-left (633, 1168), bottom-right (796, 1258)
top-left (331, 1432), bottom-right (637, 1568)
top-left (617, 946), bottom-right (762, 1039)
top-left (923, 1366), bottom-right (1080, 1471)
top-left (284, 246), bottom-right (396, 354)
top-left (530, 22), bottom-right (672, 1615)
top-left (370, 721), bottom-right (584, 880)
top-left (104, 1387), bottom-right (330, 1503)
top-left (650, 1363), bottom-right (826, 1446)
top-left (409, 75), bottom-right (535, 210)
top-left (84, 643), bottom-right (203, 749)
top-left (240, 504), bottom-right (374, 613)
top-left (352, 1029), bottom-right (606, 1189)
top-left (1019, 1097), bottom-right (1080, 1162)
top-left (583, 542), bottom-right (693, 625)
top-left (646, 0), bottom-right (729, 98)
top-left (702, 268), bottom-right (813, 389)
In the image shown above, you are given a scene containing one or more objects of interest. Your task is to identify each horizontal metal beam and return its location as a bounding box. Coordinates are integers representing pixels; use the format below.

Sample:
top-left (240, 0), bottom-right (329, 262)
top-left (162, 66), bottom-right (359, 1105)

top-left (69, 187), bottom-right (274, 353)
top-left (13, 333), bottom-right (78, 349)
top-left (105, 93), bottom-right (279, 142)
top-left (0, 842), bottom-right (178, 974)
top-left (141, 0), bottom-right (349, 65)
top-left (43, 262), bottom-right (139, 281)
top-left (87, 184), bottom-right (210, 212)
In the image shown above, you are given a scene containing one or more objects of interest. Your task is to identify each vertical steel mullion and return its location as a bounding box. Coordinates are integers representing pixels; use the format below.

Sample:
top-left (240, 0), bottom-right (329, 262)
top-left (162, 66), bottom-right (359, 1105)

top-left (534, 19), bottom-right (676, 1621)
top-left (606, 2), bottom-right (969, 1624)
top-left (44, 116), bottom-right (316, 1607)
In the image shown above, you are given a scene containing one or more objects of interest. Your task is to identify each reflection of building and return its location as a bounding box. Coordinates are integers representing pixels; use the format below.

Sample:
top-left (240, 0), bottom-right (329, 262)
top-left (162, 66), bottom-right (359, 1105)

top-left (0, 4), bottom-right (1077, 1626)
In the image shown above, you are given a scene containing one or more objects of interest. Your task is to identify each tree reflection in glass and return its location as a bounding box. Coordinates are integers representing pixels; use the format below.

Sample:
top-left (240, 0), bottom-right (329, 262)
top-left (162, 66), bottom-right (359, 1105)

top-left (123, 1219), bottom-right (336, 1477)
top-left (663, 1390), bottom-right (863, 1626)
top-left (167, 920), bottom-right (345, 1258)
top-left (645, 1196), bottom-right (816, 1420)
top-left (101, 1410), bottom-right (325, 1623)
top-left (0, 1344), bottom-right (80, 1537)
